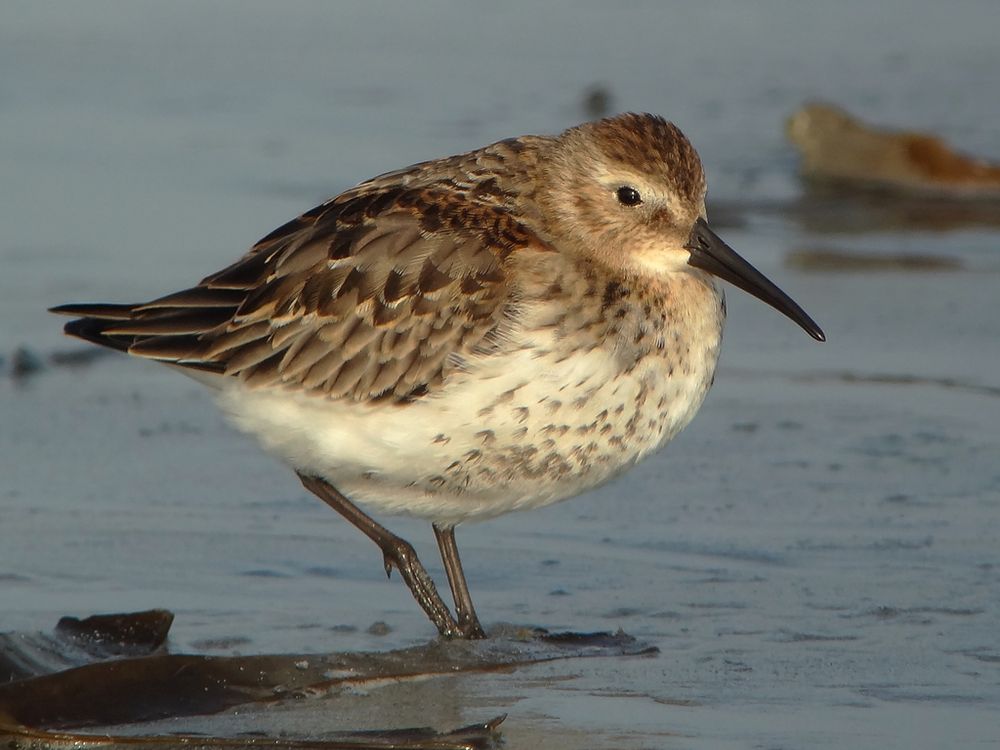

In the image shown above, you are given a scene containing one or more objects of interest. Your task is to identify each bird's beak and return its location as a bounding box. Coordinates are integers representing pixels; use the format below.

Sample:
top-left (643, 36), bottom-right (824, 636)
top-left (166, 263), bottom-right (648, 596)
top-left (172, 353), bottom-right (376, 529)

top-left (686, 217), bottom-right (825, 342)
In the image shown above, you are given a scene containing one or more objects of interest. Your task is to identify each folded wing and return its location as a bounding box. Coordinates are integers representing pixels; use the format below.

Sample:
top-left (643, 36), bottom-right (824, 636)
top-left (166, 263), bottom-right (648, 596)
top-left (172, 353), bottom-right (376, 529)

top-left (53, 185), bottom-right (543, 402)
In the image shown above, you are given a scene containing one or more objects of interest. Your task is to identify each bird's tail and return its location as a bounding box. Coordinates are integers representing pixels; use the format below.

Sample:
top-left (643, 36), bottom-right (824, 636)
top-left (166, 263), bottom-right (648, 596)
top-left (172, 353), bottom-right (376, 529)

top-left (50, 302), bottom-right (141, 354)
top-left (49, 294), bottom-right (233, 374)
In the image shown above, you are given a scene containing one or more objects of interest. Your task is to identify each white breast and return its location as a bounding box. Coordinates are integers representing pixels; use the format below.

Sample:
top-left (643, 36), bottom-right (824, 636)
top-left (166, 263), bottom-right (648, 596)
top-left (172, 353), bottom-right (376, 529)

top-left (214, 279), bottom-right (724, 525)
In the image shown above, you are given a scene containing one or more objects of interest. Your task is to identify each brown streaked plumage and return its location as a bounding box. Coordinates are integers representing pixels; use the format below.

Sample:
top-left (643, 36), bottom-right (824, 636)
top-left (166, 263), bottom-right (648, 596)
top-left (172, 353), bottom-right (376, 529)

top-left (53, 113), bottom-right (824, 639)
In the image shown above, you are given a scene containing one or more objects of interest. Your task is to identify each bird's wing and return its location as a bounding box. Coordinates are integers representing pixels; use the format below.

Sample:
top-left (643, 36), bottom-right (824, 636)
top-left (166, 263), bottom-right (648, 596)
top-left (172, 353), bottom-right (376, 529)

top-left (53, 184), bottom-right (549, 401)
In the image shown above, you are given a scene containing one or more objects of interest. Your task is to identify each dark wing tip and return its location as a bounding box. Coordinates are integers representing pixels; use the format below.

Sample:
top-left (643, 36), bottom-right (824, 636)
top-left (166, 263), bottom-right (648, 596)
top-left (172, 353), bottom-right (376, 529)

top-left (51, 302), bottom-right (142, 353)
top-left (61, 316), bottom-right (132, 353)
top-left (50, 293), bottom-right (243, 370)
top-left (49, 302), bottom-right (136, 319)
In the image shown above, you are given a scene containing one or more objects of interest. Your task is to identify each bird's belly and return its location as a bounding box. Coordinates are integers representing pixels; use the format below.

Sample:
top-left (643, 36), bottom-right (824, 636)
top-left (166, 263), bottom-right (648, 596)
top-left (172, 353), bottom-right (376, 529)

top-left (216, 333), bottom-right (720, 525)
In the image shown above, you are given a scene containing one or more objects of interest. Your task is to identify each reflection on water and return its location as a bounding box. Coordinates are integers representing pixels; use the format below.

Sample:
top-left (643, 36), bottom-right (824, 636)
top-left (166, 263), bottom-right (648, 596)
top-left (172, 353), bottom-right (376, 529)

top-left (785, 248), bottom-right (962, 272)
top-left (724, 366), bottom-right (1000, 400)
top-left (791, 183), bottom-right (1000, 234)
top-left (713, 184), bottom-right (1000, 235)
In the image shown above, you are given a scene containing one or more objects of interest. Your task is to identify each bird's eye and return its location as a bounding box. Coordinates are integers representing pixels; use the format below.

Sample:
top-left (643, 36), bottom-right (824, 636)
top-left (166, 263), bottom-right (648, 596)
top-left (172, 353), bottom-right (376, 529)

top-left (616, 186), bottom-right (643, 207)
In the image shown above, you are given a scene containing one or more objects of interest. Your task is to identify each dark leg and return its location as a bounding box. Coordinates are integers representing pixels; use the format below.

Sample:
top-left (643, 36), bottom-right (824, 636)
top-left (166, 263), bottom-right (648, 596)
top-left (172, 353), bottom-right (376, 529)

top-left (298, 473), bottom-right (460, 638)
top-left (433, 523), bottom-right (486, 639)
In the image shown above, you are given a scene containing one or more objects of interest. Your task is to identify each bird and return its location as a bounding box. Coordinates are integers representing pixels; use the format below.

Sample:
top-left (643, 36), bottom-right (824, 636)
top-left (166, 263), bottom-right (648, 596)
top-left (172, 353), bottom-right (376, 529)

top-left (52, 113), bottom-right (825, 639)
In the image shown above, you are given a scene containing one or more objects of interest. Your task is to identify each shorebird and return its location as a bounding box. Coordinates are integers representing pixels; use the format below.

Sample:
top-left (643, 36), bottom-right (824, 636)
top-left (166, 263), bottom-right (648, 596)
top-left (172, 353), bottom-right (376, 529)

top-left (53, 113), bottom-right (824, 639)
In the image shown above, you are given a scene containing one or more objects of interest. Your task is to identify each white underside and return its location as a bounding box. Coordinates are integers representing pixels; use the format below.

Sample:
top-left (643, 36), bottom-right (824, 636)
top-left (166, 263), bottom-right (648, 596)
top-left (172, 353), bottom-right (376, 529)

top-left (211, 314), bottom-right (722, 525)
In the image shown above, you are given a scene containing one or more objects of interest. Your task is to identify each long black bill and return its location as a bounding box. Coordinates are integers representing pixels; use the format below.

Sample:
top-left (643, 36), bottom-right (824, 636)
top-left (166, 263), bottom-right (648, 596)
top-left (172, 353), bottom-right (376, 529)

top-left (686, 217), bottom-right (825, 342)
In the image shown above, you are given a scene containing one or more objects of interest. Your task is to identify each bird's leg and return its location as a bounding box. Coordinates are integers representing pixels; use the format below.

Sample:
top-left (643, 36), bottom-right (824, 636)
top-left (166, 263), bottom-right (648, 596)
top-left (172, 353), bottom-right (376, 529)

top-left (297, 473), bottom-right (460, 638)
top-left (433, 523), bottom-right (486, 639)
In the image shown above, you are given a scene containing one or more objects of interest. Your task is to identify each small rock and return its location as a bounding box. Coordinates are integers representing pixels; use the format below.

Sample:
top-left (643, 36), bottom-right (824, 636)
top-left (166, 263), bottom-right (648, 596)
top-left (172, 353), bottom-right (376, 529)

top-left (582, 84), bottom-right (613, 119)
top-left (10, 346), bottom-right (44, 380)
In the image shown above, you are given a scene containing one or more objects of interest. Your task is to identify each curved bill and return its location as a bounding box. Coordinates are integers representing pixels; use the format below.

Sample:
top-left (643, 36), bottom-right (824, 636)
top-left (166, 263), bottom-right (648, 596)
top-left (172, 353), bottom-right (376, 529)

top-left (686, 218), bottom-right (825, 342)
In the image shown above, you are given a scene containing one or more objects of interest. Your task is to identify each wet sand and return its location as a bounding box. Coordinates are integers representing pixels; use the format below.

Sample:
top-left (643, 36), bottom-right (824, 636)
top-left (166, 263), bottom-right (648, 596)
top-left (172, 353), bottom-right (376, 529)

top-left (2, 2), bottom-right (999, 747)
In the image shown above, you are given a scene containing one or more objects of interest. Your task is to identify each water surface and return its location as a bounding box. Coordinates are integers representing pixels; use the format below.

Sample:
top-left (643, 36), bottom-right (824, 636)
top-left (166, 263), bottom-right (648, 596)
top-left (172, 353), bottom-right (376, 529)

top-left (2, 2), bottom-right (999, 747)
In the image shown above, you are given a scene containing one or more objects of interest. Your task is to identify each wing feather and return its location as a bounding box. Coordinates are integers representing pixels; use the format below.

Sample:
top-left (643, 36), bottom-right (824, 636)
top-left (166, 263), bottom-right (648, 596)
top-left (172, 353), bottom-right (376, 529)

top-left (54, 180), bottom-right (547, 402)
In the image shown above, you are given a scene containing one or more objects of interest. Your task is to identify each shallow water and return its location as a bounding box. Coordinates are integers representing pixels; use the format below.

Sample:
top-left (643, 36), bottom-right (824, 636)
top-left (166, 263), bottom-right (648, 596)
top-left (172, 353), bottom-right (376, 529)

top-left (2, 2), bottom-right (999, 747)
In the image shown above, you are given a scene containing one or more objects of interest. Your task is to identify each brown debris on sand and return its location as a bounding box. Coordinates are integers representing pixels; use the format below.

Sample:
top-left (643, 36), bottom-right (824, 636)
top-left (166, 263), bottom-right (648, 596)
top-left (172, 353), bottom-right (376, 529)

top-left (787, 103), bottom-right (1000, 198)
top-left (1, 610), bottom-right (654, 746)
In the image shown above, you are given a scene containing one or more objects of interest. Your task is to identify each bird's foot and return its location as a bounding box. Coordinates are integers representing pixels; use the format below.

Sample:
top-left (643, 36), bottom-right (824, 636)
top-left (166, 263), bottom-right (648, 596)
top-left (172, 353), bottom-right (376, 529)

top-left (381, 537), bottom-right (461, 638)
top-left (456, 614), bottom-right (487, 640)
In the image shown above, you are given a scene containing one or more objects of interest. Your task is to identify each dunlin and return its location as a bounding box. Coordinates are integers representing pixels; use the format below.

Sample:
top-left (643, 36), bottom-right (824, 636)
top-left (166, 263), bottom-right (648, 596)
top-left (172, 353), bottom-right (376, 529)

top-left (53, 113), bottom-right (824, 638)
top-left (787, 102), bottom-right (1000, 197)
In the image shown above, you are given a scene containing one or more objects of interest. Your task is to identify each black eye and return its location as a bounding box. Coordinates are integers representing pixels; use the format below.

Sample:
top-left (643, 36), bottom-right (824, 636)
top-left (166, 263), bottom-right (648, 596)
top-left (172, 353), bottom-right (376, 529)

top-left (616, 185), bottom-right (642, 206)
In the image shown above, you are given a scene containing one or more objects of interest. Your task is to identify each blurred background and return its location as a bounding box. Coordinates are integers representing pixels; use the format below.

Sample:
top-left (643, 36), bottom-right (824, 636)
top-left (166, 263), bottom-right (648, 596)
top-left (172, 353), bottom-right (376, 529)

top-left (2, 2), bottom-right (998, 748)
